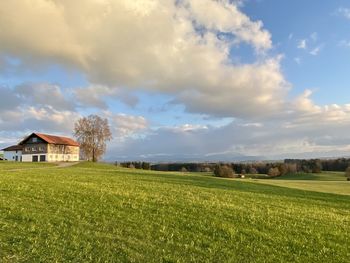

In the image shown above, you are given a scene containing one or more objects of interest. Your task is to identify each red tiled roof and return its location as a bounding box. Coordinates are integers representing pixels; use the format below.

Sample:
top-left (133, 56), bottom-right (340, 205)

top-left (20, 133), bottom-right (79, 146)
top-left (2, 145), bottom-right (23, 151)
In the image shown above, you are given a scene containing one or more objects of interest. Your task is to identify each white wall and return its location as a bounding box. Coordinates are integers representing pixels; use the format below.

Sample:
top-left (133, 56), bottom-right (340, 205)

top-left (22, 154), bottom-right (38, 162)
top-left (22, 153), bottom-right (79, 162)
top-left (47, 153), bottom-right (79, 162)
top-left (4, 150), bottom-right (22, 161)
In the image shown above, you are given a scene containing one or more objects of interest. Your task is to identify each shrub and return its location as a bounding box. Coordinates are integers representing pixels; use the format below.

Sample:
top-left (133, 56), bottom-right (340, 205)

top-left (286, 163), bottom-right (297, 174)
top-left (142, 162), bottom-right (150, 170)
top-left (180, 167), bottom-right (188, 173)
top-left (214, 165), bottom-right (237, 178)
top-left (345, 167), bottom-right (350, 180)
top-left (248, 167), bottom-right (258, 174)
top-left (311, 160), bottom-right (323, 173)
top-left (268, 167), bottom-right (281, 177)
top-left (203, 167), bottom-right (212, 172)
top-left (278, 164), bottom-right (288, 176)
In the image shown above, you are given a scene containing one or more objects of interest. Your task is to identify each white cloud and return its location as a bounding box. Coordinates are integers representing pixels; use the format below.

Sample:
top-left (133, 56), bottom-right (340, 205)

top-left (310, 32), bottom-right (318, 42)
top-left (1, 1), bottom-right (350, 161)
top-left (297, 33), bottom-right (323, 56)
top-left (180, 0), bottom-right (272, 51)
top-left (108, 113), bottom-right (149, 140)
top-left (0, 105), bottom-right (80, 134)
top-left (335, 7), bottom-right (350, 20)
top-left (309, 45), bottom-right (323, 56)
top-left (338, 40), bottom-right (350, 48)
top-left (74, 85), bottom-right (138, 109)
top-left (106, 93), bottom-right (350, 161)
top-left (294, 57), bottom-right (301, 64)
top-left (0, 0), bottom-right (288, 119)
top-left (15, 83), bottom-right (75, 110)
top-left (297, 39), bottom-right (307, 49)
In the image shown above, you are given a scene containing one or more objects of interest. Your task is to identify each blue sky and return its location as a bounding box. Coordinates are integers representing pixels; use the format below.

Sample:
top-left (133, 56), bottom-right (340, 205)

top-left (1, 0), bottom-right (350, 161)
top-left (243, 0), bottom-right (350, 104)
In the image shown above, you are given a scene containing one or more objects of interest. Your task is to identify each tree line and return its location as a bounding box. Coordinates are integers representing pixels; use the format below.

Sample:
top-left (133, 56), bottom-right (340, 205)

top-left (116, 158), bottom-right (350, 179)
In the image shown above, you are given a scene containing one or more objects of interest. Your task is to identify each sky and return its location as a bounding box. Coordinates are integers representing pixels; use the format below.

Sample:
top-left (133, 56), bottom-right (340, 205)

top-left (1, 0), bottom-right (350, 161)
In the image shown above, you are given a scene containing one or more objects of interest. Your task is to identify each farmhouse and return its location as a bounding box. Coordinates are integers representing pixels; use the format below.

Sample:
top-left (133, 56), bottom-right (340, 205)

top-left (2, 145), bottom-right (23, 162)
top-left (1, 133), bottom-right (79, 162)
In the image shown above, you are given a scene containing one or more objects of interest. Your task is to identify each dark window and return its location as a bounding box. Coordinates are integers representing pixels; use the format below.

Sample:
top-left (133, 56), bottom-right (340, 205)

top-left (15, 156), bottom-right (18, 161)
top-left (40, 155), bottom-right (46, 162)
top-left (32, 155), bottom-right (38, 162)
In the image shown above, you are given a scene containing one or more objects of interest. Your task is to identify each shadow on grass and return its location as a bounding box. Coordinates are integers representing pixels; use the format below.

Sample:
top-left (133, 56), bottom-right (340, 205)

top-left (128, 172), bottom-right (350, 206)
top-left (274, 172), bottom-right (346, 181)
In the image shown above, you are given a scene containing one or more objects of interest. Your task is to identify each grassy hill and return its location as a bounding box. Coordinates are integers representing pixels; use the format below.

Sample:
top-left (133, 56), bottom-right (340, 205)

top-left (253, 171), bottom-right (350, 196)
top-left (1, 162), bottom-right (350, 262)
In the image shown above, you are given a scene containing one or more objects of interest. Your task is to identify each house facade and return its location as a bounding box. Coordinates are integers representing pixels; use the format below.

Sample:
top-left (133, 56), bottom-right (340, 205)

top-left (2, 133), bottom-right (80, 162)
top-left (2, 145), bottom-right (23, 162)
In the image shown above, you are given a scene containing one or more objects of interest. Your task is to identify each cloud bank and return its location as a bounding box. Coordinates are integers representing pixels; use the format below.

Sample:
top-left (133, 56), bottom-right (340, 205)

top-left (0, 1), bottom-right (350, 160)
top-left (0, 0), bottom-right (287, 118)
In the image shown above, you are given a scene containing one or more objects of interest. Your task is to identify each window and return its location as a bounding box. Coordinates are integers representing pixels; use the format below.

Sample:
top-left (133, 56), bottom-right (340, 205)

top-left (25, 147), bottom-right (30, 151)
top-left (38, 147), bottom-right (44, 151)
top-left (32, 137), bottom-right (38, 143)
top-left (32, 147), bottom-right (37, 152)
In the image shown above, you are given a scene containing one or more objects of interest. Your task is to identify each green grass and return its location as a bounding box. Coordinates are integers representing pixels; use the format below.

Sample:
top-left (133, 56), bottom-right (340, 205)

top-left (252, 171), bottom-right (350, 196)
top-left (1, 162), bottom-right (350, 262)
top-left (0, 161), bottom-right (55, 171)
top-left (276, 171), bottom-right (346, 181)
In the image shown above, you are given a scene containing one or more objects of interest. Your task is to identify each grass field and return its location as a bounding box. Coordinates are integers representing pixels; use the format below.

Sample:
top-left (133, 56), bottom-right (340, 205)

top-left (1, 162), bottom-right (350, 262)
top-left (253, 171), bottom-right (350, 196)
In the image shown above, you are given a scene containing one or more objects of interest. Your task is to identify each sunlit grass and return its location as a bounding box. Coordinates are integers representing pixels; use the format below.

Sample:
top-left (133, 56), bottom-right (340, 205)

top-left (1, 162), bottom-right (349, 262)
top-left (251, 171), bottom-right (350, 196)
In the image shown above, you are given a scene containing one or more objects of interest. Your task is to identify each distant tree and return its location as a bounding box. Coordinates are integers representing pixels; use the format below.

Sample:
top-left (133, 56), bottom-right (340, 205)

top-left (345, 167), bottom-right (350, 181)
top-left (74, 115), bottom-right (112, 162)
top-left (311, 159), bottom-right (323, 173)
top-left (142, 162), bottom-right (150, 170)
top-left (268, 167), bottom-right (281, 177)
top-left (203, 167), bottom-right (212, 173)
top-left (286, 163), bottom-right (298, 174)
top-left (214, 165), bottom-right (237, 178)
top-left (180, 167), bottom-right (188, 173)
top-left (248, 167), bottom-right (258, 174)
top-left (134, 162), bottom-right (142, 169)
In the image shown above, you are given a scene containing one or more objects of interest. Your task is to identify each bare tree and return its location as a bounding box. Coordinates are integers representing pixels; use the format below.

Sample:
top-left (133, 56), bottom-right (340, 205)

top-left (268, 167), bottom-right (281, 177)
top-left (74, 115), bottom-right (112, 162)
